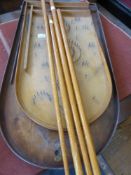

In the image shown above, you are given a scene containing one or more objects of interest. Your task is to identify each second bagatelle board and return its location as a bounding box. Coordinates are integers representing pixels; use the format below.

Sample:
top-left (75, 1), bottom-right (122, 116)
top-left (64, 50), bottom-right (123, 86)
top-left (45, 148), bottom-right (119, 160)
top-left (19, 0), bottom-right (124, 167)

top-left (15, 3), bottom-right (112, 130)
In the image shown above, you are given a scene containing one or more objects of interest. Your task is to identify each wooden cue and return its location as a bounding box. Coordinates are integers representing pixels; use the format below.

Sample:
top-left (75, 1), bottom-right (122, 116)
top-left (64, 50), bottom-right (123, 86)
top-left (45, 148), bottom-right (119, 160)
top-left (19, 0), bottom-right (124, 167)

top-left (10, 2), bottom-right (28, 83)
top-left (41, 1), bottom-right (69, 174)
top-left (24, 4), bottom-right (33, 70)
top-left (57, 9), bottom-right (101, 175)
top-left (49, 15), bottom-right (84, 175)
top-left (49, 1), bottom-right (93, 175)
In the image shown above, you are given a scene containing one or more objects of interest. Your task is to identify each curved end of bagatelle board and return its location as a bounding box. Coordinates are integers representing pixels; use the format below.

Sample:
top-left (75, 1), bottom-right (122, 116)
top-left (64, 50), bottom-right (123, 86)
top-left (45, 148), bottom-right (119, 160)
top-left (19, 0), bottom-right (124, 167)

top-left (15, 7), bottom-right (112, 131)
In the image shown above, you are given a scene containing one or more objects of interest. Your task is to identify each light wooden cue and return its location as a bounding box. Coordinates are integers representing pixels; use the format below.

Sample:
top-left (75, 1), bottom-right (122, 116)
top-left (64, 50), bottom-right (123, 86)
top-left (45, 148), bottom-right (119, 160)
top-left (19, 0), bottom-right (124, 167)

top-left (24, 5), bottom-right (33, 70)
top-left (49, 1), bottom-right (93, 175)
top-left (49, 15), bottom-right (84, 175)
top-left (41, 1), bottom-right (69, 174)
top-left (57, 9), bottom-right (101, 175)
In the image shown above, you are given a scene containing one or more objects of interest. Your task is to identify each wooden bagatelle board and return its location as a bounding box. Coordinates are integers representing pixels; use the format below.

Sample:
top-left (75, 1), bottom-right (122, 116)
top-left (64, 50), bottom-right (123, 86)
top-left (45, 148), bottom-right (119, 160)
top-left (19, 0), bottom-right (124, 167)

top-left (0, 1), bottom-right (119, 168)
top-left (15, 4), bottom-right (112, 130)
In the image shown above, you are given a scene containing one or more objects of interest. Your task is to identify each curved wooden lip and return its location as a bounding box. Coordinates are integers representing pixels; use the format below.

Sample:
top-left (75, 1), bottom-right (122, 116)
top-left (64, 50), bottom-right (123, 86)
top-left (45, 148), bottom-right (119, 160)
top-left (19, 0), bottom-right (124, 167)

top-left (14, 6), bottom-right (113, 131)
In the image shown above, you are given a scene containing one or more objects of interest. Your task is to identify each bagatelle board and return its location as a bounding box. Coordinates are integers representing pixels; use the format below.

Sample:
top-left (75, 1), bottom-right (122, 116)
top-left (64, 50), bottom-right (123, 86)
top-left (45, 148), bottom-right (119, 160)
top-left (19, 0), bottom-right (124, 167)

top-left (0, 1), bottom-right (119, 168)
top-left (15, 5), bottom-right (112, 130)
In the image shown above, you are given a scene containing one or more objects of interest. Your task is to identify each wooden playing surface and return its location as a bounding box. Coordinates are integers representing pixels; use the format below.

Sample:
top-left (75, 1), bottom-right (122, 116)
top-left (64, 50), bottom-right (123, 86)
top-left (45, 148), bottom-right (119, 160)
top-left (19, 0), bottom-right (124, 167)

top-left (15, 7), bottom-right (112, 130)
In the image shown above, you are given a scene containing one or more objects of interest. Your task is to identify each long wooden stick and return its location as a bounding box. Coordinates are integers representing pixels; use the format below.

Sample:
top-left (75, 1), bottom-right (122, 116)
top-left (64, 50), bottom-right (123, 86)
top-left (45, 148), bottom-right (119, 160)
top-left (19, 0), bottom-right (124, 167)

top-left (57, 9), bottom-right (101, 175)
top-left (10, 2), bottom-right (28, 83)
top-left (41, 1), bottom-right (69, 175)
top-left (49, 14), bottom-right (84, 175)
top-left (49, 1), bottom-right (93, 175)
top-left (24, 5), bottom-right (33, 70)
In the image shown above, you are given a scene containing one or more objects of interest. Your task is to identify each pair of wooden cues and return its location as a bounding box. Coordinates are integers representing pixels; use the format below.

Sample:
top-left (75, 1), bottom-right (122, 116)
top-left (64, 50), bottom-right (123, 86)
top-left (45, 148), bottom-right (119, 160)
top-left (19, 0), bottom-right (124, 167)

top-left (41, 0), bottom-right (101, 174)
